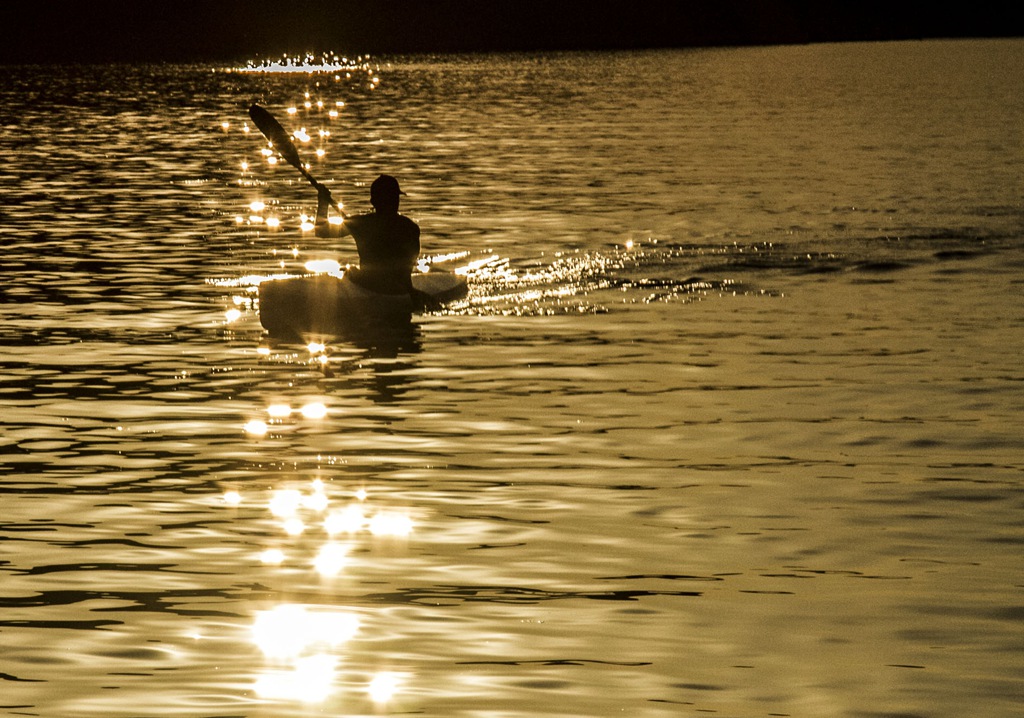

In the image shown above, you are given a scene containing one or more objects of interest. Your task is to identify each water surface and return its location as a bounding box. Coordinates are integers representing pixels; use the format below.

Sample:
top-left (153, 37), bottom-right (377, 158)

top-left (1, 40), bottom-right (1023, 717)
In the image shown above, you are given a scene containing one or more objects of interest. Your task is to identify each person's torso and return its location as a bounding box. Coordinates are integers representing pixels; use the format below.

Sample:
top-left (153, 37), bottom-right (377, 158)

top-left (344, 213), bottom-right (420, 295)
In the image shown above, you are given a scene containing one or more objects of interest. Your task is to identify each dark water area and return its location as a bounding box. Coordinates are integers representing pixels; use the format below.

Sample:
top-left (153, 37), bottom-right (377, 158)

top-left (1, 41), bottom-right (1023, 717)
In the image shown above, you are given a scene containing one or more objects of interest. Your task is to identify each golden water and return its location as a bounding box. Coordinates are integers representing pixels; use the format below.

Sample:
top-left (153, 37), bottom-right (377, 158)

top-left (1, 40), bottom-right (1023, 717)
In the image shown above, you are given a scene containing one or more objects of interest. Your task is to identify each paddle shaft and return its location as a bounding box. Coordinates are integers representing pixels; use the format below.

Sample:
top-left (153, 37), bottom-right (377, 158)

top-left (248, 104), bottom-right (345, 214)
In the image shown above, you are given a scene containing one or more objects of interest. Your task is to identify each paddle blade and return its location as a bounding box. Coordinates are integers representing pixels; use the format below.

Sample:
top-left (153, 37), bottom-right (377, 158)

top-left (248, 104), bottom-right (305, 174)
top-left (247, 104), bottom-right (343, 213)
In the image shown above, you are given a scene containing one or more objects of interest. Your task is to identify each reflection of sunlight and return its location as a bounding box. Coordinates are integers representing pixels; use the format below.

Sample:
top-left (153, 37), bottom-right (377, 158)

top-left (212, 273), bottom-right (284, 289)
top-left (304, 258), bottom-right (342, 274)
top-left (244, 420), bottom-right (268, 436)
top-left (300, 401), bottom-right (328, 419)
top-left (369, 511), bottom-right (414, 537)
top-left (222, 471), bottom-right (419, 706)
top-left (225, 308), bottom-right (242, 322)
top-left (249, 603), bottom-right (364, 706)
top-left (324, 504), bottom-right (365, 535)
top-left (269, 489), bottom-right (302, 517)
top-left (268, 480), bottom-right (334, 534)
top-left (454, 254), bottom-right (501, 275)
top-left (270, 489), bottom-right (302, 517)
top-left (255, 654), bottom-right (337, 702)
top-left (231, 52), bottom-right (369, 76)
top-left (313, 542), bottom-right (350, 577)
top-left (368, 671), bottom-right (404, 703)
top-left (283, 517), bottom-right (306, 536)
top-left (252, 604), bottom-right (360, 660)
top-left (302, 481), bottom-right (329, 511)
top-left (426, 250), bottom-right (470, 264)
top-left (260, 548), bottom-right (285, 565)
top-left (267, 403), bottom-right (292, 418)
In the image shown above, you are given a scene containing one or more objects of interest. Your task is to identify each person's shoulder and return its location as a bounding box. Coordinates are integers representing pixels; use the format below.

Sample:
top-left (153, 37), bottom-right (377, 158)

top-left (343, 212), bottom-right (373, 227)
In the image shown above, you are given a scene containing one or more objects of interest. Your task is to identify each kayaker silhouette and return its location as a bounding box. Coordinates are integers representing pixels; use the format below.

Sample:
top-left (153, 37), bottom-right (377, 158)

top-left (250, 104), bottom-right (465, 337)
top-left (313, 174), bottom-right (420, 298)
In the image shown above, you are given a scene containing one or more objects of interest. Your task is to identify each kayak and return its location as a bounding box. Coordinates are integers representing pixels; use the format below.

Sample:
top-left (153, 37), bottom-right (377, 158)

top-left (258, 271), bottom-right (468, 338)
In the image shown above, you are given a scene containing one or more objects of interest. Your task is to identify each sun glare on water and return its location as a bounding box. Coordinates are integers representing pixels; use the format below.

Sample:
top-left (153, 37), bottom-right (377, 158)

top-left (229, 52), bottom-right (369, 74)
top-left (219, 474), bottom-right (416, 705)
top-left (252, 604), bottom-right (360, 660)
top-left (303, 258), bottom-right (342, 274)
top-left (368, 671), bottom-right (405, 703)
top-left (213, 61), bottom-right (423, 704)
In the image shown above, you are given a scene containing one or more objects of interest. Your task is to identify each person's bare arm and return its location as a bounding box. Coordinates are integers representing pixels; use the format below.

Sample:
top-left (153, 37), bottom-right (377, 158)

top-left (314, 182), bottom-right (350, 238)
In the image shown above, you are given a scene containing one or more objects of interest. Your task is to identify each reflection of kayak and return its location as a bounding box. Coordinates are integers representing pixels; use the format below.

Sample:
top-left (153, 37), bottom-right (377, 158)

top-left (259, 272), bottom-right (467, 337)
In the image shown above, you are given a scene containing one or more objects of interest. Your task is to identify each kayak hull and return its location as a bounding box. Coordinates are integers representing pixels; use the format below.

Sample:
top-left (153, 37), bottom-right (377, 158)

top-left (258, 272), bottom-right (467, 338)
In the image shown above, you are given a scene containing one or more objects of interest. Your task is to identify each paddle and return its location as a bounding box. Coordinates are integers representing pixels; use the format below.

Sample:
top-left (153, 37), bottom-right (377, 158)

top-left (248, 103), bottom-right (345, 215)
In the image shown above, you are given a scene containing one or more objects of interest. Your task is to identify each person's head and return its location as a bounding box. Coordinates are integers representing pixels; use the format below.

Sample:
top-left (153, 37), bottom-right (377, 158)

top-left (370, 174), bottom-right (405, 213)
